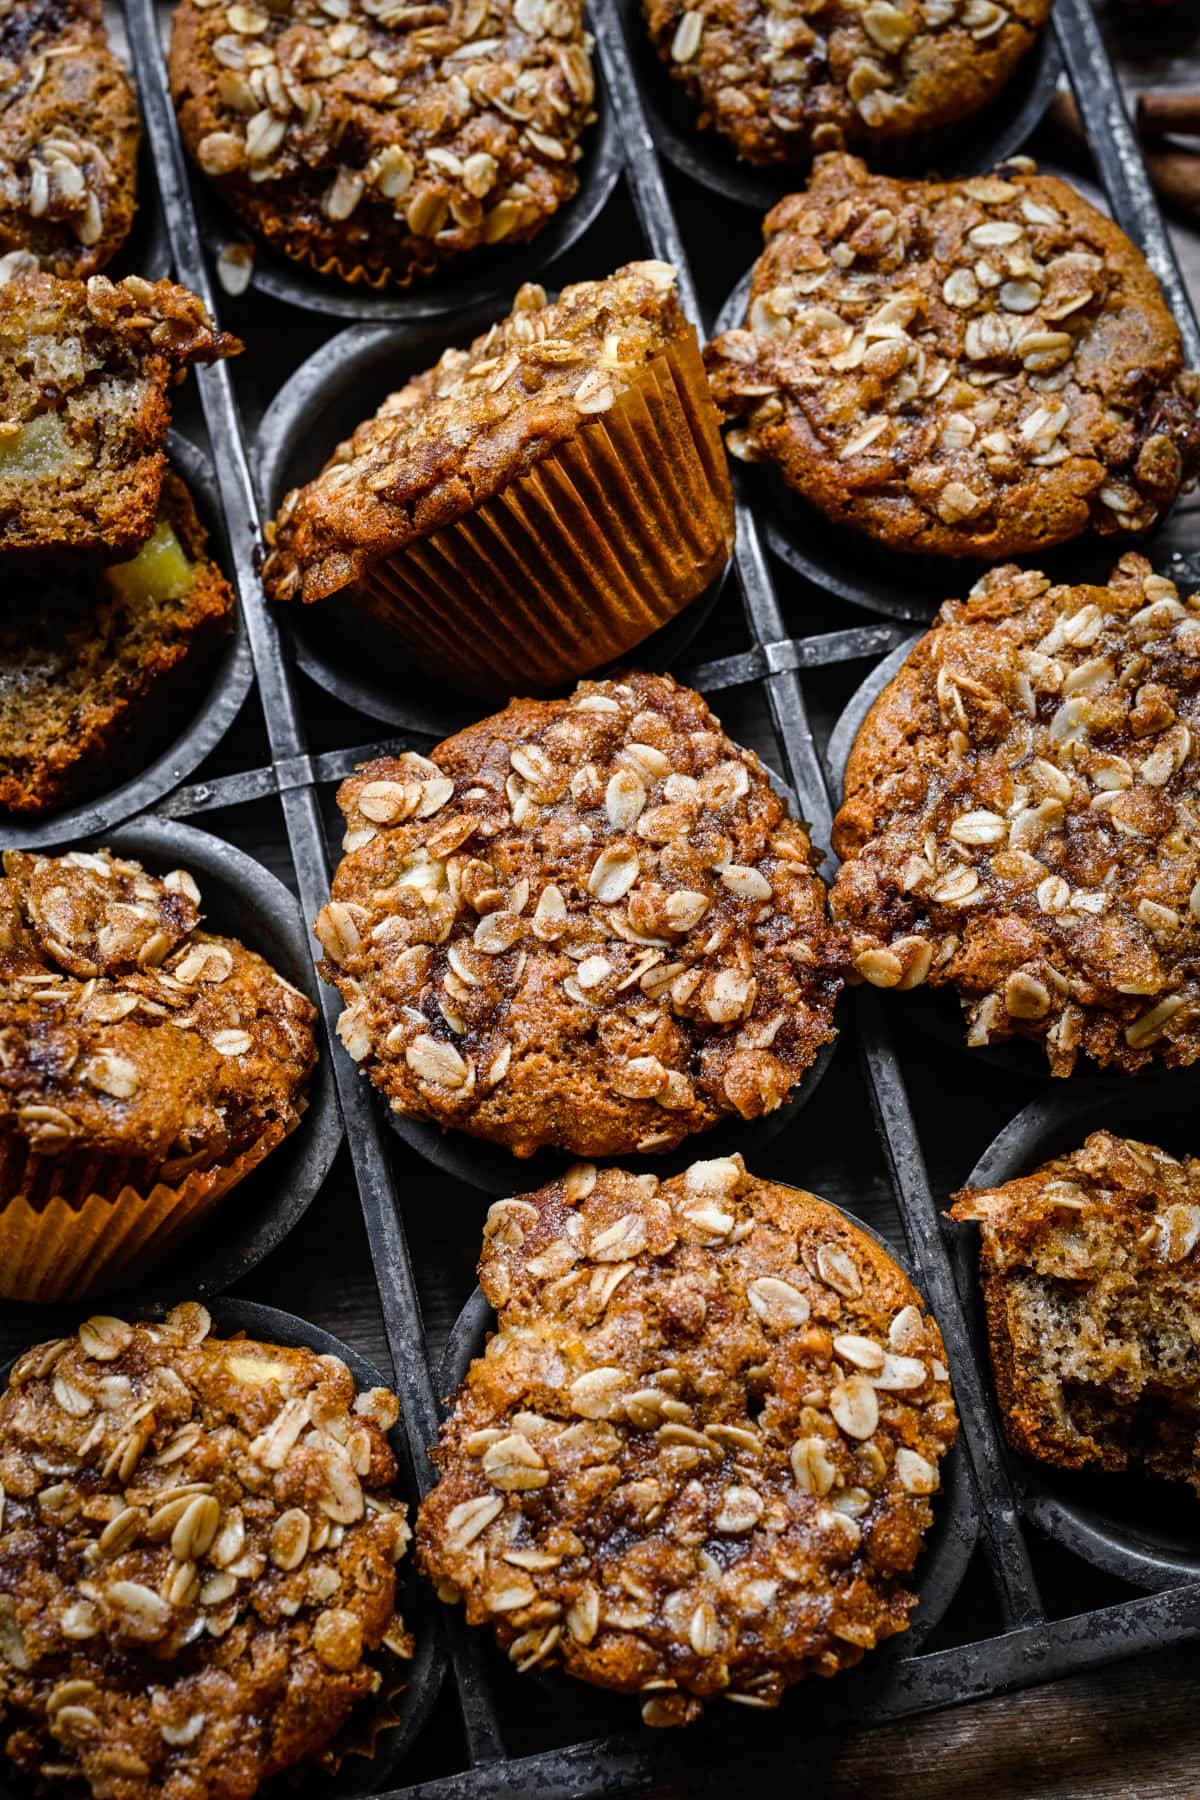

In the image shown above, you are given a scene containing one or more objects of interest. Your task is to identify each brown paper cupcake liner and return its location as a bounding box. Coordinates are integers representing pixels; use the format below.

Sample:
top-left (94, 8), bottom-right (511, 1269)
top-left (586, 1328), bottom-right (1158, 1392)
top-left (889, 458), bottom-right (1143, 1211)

top-left (354, 333), bottom-right (735, 695)
top-left (0, 1118), bottom-right (295, 1303)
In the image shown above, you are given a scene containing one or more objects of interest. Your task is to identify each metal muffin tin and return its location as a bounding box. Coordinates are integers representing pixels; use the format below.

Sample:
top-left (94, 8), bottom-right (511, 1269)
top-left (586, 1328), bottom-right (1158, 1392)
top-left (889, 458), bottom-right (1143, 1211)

top-left (0, 1298), bottom-right (445, 1800)
top-left (1, 0), bottom-right (1191, 1789)
top-left (181, 13), bottom-right (624, 326)
top-left (954, 1071), bottom-right (1200, 1592)
top-left (0, 816), bottom-right (341, 1325)
top-left (255, 320), bottom-right (733, 732)
top-left (0, 432), bottom-right (253, 854)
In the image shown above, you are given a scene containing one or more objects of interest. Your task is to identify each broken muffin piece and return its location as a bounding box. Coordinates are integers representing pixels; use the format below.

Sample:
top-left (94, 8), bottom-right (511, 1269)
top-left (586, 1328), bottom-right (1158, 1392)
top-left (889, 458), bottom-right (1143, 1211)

top-left (0, 269), bottom-right (238, 557)
top-left (951, 1129), bottom-right (1200, 1494)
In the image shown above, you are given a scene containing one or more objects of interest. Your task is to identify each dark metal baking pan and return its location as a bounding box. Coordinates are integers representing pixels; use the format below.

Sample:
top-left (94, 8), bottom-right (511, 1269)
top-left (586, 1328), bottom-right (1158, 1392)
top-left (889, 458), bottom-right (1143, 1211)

top-left (0, 432), bottom-right (253, 854)
top-left (256, 318), bottom-right (733, 732)
top-left (181, 23), bottom-right (623, 327)
top-left (953, 1071), bottom-right (1200, 1591)
top-left (0, 816), bottom-right (342, 1316)
top-left (0, 1297), bottom-right (445, 1798)
top-left (619, 0), bottom-right (1062, 216)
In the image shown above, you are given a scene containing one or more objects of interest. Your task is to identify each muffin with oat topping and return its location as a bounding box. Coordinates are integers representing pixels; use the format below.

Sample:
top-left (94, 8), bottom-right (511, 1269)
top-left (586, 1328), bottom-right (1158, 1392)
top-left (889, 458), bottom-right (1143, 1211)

top-left (0, 1303), bottom-right (413, 1797)
top-left (169, 0), bottom-right (594, 290)
top-left (645, 0), bottom-right (1052, 168)
top-left (314, 672), bottom-right (842, 1159)
top-left (417, 1154), bottom-right (958, 1724)
top-left (0, 268), bottom-right (239, 558)
top-left (831, 555), bottom-right (1200, 1075)
top-left (263, 263), bottom-right (734, 696)
top-left (951, 1130), bottom-right (1200, 1494)
top-left (706, 155), bottom-right (1200, 559)
top-left (0, 848), bottom-right (317, 1301)
top-left (0, 0), bottom-right (140, 277)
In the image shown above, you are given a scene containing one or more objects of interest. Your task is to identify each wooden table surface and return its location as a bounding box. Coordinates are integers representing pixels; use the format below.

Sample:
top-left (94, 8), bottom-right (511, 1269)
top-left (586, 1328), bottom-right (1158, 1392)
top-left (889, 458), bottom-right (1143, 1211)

top-left (6, 4), bottom-right (1200, 1796)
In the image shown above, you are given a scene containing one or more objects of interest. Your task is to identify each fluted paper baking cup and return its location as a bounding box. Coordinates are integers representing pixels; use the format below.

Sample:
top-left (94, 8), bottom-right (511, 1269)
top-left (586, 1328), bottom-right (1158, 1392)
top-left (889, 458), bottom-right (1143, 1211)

top-left (354, 334), bottom-right (735, 695)
top-left (0, 1117), bottom-right (296, 1303)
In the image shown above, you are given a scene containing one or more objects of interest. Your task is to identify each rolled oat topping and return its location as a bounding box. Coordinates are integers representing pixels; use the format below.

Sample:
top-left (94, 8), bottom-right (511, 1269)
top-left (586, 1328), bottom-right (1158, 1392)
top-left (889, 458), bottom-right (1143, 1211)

top-left (831, 555), bottom-right (1200, 1075)
top-left (316, 673), bottom-right (842, 1158)
top-left (951, 1131), bottom-right (1200, 1493)
top-left (0, 849), bottom-right (316, 1168)
top-left (169, 0), bottom-right (594, 289)
top-left (262, 261), bottom-right (692, 605)
top-left (644, 0), bottom-right (1051, 167)
top-left (0, 0), bottom-right (139, 278)
top-left (706, 155), bottom-right (1200, 558)
top-left (417, 1155), bottom-right (957, 1723)
top-left (0, 1305), bottom-right (412, 1799)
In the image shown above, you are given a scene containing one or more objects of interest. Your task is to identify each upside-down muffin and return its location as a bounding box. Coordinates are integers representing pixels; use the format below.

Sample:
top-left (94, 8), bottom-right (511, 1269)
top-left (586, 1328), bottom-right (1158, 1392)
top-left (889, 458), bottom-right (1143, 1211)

top-left (952, 1130), bottom-right (1200, 1494)
top-left (314, 673), bottom-right (842, 1158)
top-left (418, 1155), bottom-right (958, 1723)
top-left (706, 156), bottom-right (1200, 558)
top-left (0, 1305), bottom-right (413, 1798)
top-left (0, 269), bottom-right (238, 557)
top-left (0, 0), bottom-right (140, 277)
top-left (0, 848), bottom-right (316, 1300)
top-left (644, 0), bottom-right (1052, 167)
top-left (263, 264), bottom-right (733, 696)
top-left (830, 555), bottom-right (1200, 1075)
top-left (169, 0), bottom-right (594, 289)
top-left (0, 469), bottom-right (234, 815)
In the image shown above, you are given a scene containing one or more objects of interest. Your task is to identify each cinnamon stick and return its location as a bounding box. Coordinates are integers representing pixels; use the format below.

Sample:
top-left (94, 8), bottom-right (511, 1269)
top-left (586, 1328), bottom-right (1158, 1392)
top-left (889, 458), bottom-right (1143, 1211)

top-left (1049, 88), bottom-right (1200, 227)
top-left (1137, 90), bottom-right (1200, 142)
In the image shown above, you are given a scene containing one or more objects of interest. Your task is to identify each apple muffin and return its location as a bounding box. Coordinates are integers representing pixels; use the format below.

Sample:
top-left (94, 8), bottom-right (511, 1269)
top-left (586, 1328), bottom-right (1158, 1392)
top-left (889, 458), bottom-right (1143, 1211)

top-left (0, 269), bottom-right (238, 557)
top-left (314, 672), bottom-right (843, 1159)
top-left (952, 1130), bottom-right (1200, 1494)
top-left (644, 0), bottom-right (1052, 167)
top-left (0, 469), bottom-right (234, 815)
top-left (0, 0), bottom-right (140, 277)
top-left (830, 554), bottom-right (1200, 1075)
top-left (418, 1155), bottom-right (958, 1723)
top-left (0, 847), bottom-right (317, 1299)
top-left (263, 264), bottom-right (733, 696)
top-left (706, 155), bottom-right (1200, 559)
top-left (169, 0), bottom-right (594, 290)
top-left (0, 1305), bottom-right (413, 1798)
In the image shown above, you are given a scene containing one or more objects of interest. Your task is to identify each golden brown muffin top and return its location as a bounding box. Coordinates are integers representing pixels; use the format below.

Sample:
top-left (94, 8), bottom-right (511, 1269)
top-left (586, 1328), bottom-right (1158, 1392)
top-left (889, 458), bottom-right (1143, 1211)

top-left (316, 672), bottom-right (843, 1159)
top-left (643, 0), bottom-right (1051, 167)
top-left (417, 1155), bottom-right (958, 1724)
top-left (830, 554), bottom-right (1200, 1075)
top-left (0, 1304), bottom-right (411, 1800)
top-left (0, 0), bottom-right (140, 278)
top-left (169, 0), bottom-right (593, 289)
top-left (0, 848), bottom-right (316, 1167)
top-left (706, 155), bottom-right (1200, 559)
top-left (262, 261), bottom-right (692, 603)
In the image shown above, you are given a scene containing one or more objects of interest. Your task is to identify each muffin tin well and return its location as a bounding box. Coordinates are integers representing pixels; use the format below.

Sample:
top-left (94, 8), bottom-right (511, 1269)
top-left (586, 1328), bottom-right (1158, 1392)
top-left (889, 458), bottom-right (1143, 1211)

top-left (616, 0), bottom-right (1063, 216)
top-left (953, 1072), bottom-right (1200, 1591)
top-left (185, 22), bottom-right (623, 328)
top-left (256, 319), bottom-right (733, 733)
top-left (0, 818), bottom-right (341, 1322)
top-left (0, 433), bottom-right (253, 855)
top-left (0, 1298), bottom-right (446, 1800)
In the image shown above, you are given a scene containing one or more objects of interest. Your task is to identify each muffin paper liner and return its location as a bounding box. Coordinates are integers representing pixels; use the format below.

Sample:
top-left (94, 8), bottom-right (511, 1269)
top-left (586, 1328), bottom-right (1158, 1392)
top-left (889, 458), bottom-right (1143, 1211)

top-left (0, 1116), bottom-right (296, 1303)
top-left (354, 334), bottom-right (735, 695)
